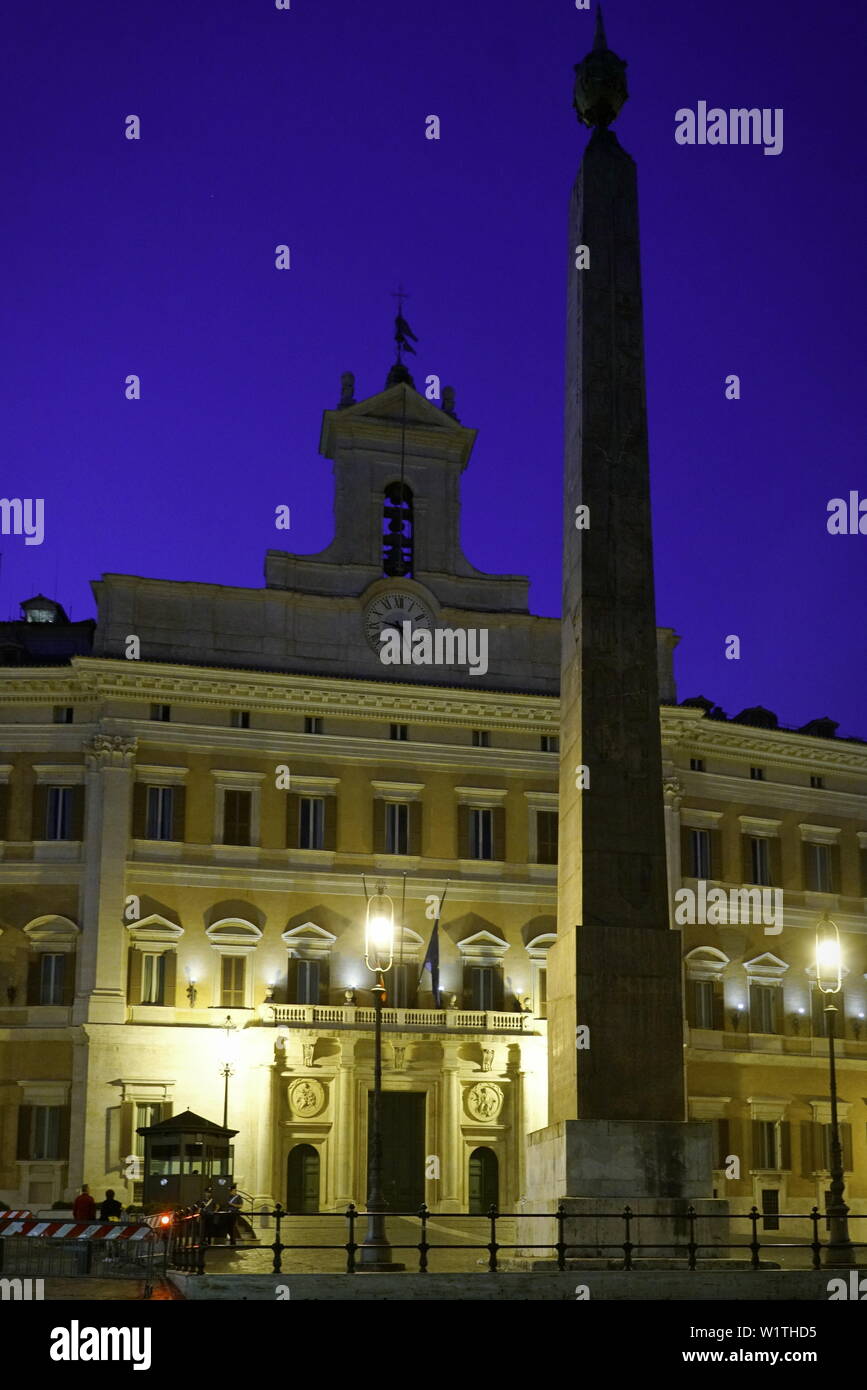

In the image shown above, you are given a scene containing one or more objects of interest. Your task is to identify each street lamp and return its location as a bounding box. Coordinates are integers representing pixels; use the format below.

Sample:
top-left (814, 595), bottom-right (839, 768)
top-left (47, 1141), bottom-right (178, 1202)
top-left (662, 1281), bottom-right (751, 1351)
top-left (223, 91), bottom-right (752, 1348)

top-left (815, 915), bottom-right (856, 1267)
top-left (219, 1014), bottom-right (238, 1131)
top-left (360, 882), bottom-right (404, 1271)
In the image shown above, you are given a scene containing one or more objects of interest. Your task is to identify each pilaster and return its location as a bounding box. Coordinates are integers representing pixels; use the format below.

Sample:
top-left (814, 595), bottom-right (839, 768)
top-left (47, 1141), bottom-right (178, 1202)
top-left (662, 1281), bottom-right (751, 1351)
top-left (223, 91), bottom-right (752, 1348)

top-left (74, 734), bottom-right (137, 1025)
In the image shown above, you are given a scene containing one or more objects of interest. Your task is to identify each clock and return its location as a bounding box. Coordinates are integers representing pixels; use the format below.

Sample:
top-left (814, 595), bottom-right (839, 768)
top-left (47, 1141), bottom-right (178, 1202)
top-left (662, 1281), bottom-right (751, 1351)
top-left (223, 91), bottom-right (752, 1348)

top-left (364, 590), bottom-right (435, 655)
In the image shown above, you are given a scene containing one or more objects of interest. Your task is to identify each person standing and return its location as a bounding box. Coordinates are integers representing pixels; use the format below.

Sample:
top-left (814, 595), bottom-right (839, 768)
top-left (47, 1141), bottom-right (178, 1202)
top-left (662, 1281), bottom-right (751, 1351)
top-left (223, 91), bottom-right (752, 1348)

top-left (227, 1184), bottom-right (244, 1246)
top-left (72, 1184), bottom-right (96, 1222)
top-left (99, 1188), bottom-right (123, 1222)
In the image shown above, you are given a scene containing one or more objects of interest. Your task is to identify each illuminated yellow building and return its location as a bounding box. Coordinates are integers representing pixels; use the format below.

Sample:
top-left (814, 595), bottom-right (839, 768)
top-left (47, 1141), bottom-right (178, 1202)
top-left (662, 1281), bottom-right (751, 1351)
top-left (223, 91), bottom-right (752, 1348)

top-left (1, 374), bottom-right (865, 1233)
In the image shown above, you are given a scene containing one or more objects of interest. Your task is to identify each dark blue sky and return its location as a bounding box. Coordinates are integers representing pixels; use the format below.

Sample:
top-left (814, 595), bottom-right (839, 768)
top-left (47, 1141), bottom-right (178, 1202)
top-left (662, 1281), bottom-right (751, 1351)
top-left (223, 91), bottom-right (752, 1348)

top-left (3, 0), bottom-right (865, 733)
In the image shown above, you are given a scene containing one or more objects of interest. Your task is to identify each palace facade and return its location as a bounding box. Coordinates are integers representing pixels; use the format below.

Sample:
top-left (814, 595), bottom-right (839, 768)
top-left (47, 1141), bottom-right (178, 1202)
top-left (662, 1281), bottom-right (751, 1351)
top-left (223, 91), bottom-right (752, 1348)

top-left (1, 372), bottom-right (866, 1231)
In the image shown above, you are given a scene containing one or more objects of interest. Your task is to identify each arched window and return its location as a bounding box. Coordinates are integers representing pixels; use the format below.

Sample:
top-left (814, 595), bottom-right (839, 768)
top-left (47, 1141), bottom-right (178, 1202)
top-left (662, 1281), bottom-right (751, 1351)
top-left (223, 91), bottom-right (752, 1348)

top-left (382, 482), bottom-right (414, 577)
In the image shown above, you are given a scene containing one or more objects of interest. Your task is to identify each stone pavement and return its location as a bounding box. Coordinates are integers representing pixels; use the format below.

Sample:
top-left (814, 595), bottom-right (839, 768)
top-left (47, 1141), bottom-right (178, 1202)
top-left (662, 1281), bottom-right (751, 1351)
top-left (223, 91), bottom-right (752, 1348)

top-left (201, 1214), bottom-right (518, 1275)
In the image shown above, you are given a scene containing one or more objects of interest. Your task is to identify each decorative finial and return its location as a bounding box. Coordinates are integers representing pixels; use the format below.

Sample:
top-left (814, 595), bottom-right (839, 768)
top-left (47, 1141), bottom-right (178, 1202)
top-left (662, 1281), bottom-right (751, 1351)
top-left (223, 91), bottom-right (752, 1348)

top-left (338, 371), bottom-right (356, 409)
top-left (593, 4), bottom-right (607, 51)
top-left (441, 385), bottom-right (459, 420)
top-left (386, 286), bottom-right (418, 388)
top-left (573, 5), bottom-right (628, 128)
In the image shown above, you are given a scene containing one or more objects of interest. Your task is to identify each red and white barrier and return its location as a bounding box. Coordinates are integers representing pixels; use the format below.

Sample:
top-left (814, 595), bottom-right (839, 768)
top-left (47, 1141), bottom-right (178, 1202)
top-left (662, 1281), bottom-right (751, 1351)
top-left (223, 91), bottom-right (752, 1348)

top-left (0, 1218), bottom-right (155, 1240)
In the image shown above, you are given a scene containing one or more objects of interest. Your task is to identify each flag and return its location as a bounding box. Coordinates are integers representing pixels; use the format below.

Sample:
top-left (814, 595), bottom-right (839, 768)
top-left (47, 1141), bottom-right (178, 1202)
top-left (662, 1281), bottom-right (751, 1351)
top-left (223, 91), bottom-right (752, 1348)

top-left (395, 312), bottom-right (418, 355)
top-left (421, 919), bottom-right (441, 1007)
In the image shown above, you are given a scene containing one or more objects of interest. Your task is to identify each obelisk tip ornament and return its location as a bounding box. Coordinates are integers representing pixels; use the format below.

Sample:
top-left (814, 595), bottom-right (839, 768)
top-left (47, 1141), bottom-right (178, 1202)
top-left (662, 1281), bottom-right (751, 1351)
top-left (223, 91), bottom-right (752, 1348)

top-left (573, 5), bottom-right (628, 128)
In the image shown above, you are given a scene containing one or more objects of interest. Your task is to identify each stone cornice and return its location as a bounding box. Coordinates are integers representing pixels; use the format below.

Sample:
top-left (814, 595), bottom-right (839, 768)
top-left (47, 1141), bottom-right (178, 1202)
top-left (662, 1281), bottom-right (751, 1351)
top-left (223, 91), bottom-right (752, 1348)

top-left (0, 658), bottom-right (558, 732)
top-left (4, 663), bottom-right (866, 772)
top-left (0, 719), bottom-right (558, 776)
top-left (661, 707), bottom-right (867, 775)
top-left (680, 770), bottom-right (867, 819)
top-left (123, 859), bottom-right (557, 905)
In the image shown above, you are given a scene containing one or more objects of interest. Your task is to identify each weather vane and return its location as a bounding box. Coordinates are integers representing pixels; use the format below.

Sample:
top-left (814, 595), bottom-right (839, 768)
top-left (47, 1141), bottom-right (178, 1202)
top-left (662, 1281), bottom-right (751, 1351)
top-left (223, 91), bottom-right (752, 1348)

top-left (391, 284), bottom-right (418, 364)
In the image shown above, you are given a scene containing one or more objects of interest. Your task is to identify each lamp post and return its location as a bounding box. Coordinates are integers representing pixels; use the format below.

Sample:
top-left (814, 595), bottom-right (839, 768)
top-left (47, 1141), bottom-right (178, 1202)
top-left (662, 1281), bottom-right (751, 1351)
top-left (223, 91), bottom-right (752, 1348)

top-left (815, 915), bottom-right (856, 1268)
top-left (220, 1014), bottom-right (238, 1131)
top-left (360, 882), bottom-right (404, 1271)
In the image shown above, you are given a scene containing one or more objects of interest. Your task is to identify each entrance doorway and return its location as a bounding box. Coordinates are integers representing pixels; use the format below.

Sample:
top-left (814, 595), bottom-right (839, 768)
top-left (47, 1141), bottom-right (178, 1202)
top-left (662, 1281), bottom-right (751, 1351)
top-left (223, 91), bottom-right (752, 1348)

top-left (468, 1146), bottom-right (499, 1213)
top-left (366, 1091), bottom-right (425, 1212)
top-left (286, 1143), bottom-right (320, 1213)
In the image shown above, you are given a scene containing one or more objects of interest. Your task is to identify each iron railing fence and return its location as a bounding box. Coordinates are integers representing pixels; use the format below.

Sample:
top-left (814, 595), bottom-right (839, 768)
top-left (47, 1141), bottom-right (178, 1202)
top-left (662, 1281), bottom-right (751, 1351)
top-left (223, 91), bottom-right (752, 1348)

top-left (0, 1233), bottom-right (161, 1281)
top-left (166, 1203), bottom-right (867, 1276)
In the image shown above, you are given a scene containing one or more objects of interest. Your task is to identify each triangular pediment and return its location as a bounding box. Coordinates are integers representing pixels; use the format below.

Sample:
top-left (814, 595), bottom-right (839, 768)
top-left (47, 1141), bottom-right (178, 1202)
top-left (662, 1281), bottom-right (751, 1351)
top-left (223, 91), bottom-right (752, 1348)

top-left (336, 383), bottom-right (462, 430)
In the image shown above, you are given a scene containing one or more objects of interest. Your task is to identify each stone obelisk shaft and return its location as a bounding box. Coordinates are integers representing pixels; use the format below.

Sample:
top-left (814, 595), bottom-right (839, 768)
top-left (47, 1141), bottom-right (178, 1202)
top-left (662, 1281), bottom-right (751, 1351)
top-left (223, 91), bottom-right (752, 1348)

top-left (547, 127), bottom-right (686, 1124)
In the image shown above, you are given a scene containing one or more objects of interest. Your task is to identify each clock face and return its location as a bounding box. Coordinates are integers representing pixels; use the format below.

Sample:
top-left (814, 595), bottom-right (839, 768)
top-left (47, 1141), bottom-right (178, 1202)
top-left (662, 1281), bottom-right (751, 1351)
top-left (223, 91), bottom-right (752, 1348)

top-left (364, 590), bottom-right (435, 654)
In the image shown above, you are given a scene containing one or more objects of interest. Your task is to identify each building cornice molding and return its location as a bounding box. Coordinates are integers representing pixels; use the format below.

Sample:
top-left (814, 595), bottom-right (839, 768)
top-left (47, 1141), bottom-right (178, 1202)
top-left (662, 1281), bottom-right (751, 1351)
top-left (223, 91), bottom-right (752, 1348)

top-left (135, 764), bottom-right (190, 784)
top-left (738, 816), bottom-right (783, 838)
top-left (662, 707), bottom-right (867, 775)
top-left (680, 770), bottom-right (867, 818)
top-left (0, 659), bottom-right (559, 732)
top-left (123, 859), bottom-right (557, 906)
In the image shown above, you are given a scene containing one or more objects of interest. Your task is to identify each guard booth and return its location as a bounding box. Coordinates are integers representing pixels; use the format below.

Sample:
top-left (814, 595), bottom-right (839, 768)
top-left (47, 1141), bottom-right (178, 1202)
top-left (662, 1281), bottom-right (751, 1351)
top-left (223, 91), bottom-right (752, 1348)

top-left (136, 1108), bottom-right (237, 1209)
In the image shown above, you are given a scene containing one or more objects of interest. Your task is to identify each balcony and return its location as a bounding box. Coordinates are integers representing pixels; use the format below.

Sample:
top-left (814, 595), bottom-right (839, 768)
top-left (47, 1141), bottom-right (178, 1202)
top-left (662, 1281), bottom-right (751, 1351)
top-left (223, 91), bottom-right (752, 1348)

top-left (259, 1003), bottom-right (540, 1032)
top-left (687, 1026), bottom-right (867, 1061)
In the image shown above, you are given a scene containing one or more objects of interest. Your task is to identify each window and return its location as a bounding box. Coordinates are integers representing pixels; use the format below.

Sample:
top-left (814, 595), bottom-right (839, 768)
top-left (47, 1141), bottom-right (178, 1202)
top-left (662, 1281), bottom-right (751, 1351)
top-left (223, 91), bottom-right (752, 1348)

top-left (299, 796), bottom-right (325, 850)
top-left (391, 962), bottom-right (418, 1008)
top-left (541, 735), bottom-right (559, 753)
top-left (750, 766), bottom-right (764, 781)
top-left (220, 956), bottom-right (246, 1008)
top-left (536, 968), bottom-right (548, 1019)
top-left (690, 980), bottom-right (716, 1029)
top-left (304, 716), bottom-right (323, 735)
top-left (223, 789), bottom-right (252, 846)
top-left (689, 828), bottom-right (712, 879)
top-left (470, 967), bottom-right (495, 1010)
top-left (818, 1123), bottom-right (852, 1172)
top-left (749, 837), bottom-right (771, 886)
top-left (146, 786), bottom-right (175, 841)
top-left (749, 983), bottom-right (779, 1035)
top-left (382, 481), bottom-right (414, 578)
top-left (754, 1121), bottom-right (779, 1170)
top-left (295, 960), bottom-right (320, 1005)
top-left (472, 730), bottom-right (490, 748)
top-left (141, 953), bottom-right (166, 1006)
top-left (811, 987), bottom-right (844, 1037)
top-left (761, 1188), bottom-right (780, 1231)
top-left (39, 953), bottom-right (66, 1006)
top-left (134, 1102), bottom-right (165, 1159)
top-left (230, 710), bottom-right (250, 729)
top-left (53, 705), bottom-right (73, 724)
top-left (30, 1106), bottom-right (64, 1160)
top-left (711, 1118), bottom-right (729, 1169)
top-left (45, 786), bottom-right (72, 840)
top-left (806, 843), bottom-right (833, 893)
top-left (690, 757), bottom-right (705, 773)
top-left (385, 802), bottom-right (409, 855)
top-left (536, 810), bottom-right (558, 865)
top-left (810, 775), bottom-right (824, 790)
top-left (470, 808), bottom-right (493, 860)
top-left (390, 723), bottom-right (408, 741)
top-left (150, 704), bottom-right (171, 722)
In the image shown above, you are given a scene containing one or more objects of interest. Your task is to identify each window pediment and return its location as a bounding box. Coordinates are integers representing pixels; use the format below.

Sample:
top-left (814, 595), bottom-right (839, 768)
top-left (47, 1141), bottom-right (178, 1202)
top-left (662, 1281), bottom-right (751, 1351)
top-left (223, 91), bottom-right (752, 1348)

top-left (126, 913), bottom-right (184, 947)
top-left (457, 929), bottom-right (508, 961)
top-left (684, 946), bottom-right (729, 981)
top-left (206, 918), bottom-right (263, 950)
top-left (281, 921), bottom-right (337, 960)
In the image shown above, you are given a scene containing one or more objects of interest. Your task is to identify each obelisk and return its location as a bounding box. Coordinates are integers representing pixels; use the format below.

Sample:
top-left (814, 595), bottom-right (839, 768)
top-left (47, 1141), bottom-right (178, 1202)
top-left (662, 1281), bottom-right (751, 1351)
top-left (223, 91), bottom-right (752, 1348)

top-left (526, 10), bottom-right (718, 1238)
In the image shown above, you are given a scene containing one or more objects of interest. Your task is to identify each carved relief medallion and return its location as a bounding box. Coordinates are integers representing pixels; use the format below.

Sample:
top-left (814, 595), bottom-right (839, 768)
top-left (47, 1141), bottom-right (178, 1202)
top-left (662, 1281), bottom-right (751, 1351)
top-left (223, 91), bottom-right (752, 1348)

top-left (465, 1081), bottom-right (503, 1122)
top-left (288, 1078), bottom-right (325, 1117)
